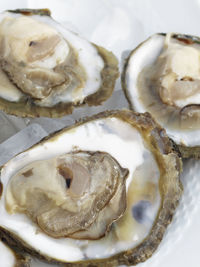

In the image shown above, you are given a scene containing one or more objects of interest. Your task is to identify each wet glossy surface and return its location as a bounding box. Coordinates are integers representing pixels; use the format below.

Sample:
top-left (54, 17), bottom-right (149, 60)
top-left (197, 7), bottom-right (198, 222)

top-left (0, 1), bottom-right (200, 267)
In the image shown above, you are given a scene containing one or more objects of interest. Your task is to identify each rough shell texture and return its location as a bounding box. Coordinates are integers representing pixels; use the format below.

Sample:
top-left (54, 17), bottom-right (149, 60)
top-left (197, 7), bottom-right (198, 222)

top-left (0, 9), bottom-right (119, 118)
top-left (0, 110), bottom-right (182, 266)
top-left (121, 33), bottom-right (200, 159)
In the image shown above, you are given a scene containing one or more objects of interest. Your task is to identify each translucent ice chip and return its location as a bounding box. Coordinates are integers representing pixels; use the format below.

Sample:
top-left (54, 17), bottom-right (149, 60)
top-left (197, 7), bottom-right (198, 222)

top-left (0, 123), bottom-right (47, 166)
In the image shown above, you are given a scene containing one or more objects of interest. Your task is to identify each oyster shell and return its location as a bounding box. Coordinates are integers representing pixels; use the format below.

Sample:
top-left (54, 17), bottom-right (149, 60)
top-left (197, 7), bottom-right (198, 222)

top-left (0, 9), bottom-right (118, 118)
top-left (6, 151), bottom-right (128, 240)
top-left (122, 33), bottom-right (200, 158)
top-left (0, 238), bottom-right (30, 267)
top-left (0, 110), bottom-right (182, 266)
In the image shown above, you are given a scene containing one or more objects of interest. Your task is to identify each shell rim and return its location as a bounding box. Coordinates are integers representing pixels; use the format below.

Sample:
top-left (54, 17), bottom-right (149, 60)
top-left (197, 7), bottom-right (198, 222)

top-left (121, 32), bottom-right (200, 158)
top-left (0, 9), bottom-right (119, 118)
top-left (0, 109), bottom-right (183, 266)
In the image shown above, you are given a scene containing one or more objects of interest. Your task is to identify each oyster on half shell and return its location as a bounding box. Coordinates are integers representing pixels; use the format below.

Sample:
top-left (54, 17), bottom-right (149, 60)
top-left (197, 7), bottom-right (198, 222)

top-left (0, 110), bottom-right (182, 266)
top-left (0, 9), bottom-right (118, 118)
top-left (122, 33), bottom-right (200, 158)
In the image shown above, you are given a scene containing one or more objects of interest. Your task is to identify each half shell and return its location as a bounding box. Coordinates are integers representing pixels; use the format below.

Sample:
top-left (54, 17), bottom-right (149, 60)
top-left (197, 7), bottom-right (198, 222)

top-left (0, 110), bottom-right (182, 266)
top-left (122, 33), bottom-right (200, 158)
top-left (0, 9), bottom-right (118, 118)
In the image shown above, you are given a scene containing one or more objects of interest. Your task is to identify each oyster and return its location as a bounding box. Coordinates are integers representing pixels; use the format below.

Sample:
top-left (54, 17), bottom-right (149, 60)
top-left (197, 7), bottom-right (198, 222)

top-left (122, 33), bottom-right (200, 158)
top-left (0, 9), bottom-right (118, 118)
top-left (0, 110), bottom-right (182, 266)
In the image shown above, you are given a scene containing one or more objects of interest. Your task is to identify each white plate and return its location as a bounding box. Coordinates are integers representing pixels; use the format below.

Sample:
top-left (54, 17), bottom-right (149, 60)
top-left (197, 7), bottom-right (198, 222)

top-left (0, 1), bottom-right (200, 266)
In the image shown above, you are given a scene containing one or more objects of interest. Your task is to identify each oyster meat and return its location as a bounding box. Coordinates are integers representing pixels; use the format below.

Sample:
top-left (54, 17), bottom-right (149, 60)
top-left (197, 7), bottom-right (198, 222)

top-left (0, 9), bottom-right (118, 117)
top-left (6, 151), bottom-right (128, 240)
top-left (122, 33), bottom-right (200, 158)
top-left (0, 110), bottom-right (182, 266)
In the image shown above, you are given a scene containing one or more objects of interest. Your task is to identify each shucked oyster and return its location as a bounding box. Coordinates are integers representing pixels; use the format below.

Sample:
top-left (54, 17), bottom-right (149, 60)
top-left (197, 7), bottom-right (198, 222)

top-left (6, 151), bottom-right (128, 240)
top-left (0, 9), bottom-right (118, 118)
top-left (0, 110), bottom-right (182, 266)
top-left (122, 33), bottom-right (200, 158)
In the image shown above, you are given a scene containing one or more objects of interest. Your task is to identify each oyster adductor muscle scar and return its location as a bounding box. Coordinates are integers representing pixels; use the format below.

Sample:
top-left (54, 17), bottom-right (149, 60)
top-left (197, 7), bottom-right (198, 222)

top-left (0, 110), bottom-right (182, 266)
top-left (0, 9), bottom-right (118, 117)
top-left (122, 33), bottom-right (200, 158)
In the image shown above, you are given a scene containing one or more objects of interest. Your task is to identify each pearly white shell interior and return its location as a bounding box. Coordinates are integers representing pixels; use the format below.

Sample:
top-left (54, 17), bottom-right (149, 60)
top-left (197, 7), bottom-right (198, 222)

top-left (0, 11), bottom-right (104, 106)
top-left (0, 241), bottom-right (15, 267)
top-left (125, 34), bottom-right (200, 147)
top-left (0, 117), bottom-right (160, 263)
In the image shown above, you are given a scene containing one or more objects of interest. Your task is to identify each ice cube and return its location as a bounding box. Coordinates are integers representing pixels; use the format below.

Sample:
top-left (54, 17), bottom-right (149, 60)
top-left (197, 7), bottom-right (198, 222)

top-left (30, 258), bottom-right (59, 267)
top-left (0, 111), bottom-right (30, 143)
top-left (0, 123), bottom-right (47, 166)
top-left (61, 89), bottom-right (129, 123)
top-left (31, 117), bottom-right (73, 134)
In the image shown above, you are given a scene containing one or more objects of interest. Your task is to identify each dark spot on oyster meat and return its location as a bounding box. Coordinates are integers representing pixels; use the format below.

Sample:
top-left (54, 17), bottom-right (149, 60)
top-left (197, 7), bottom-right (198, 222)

top-left (132, 200), bottom-right (151, 224)
top-left (65, 178), bottom-right (72, 189)
top-left (177, 37), bottom-right (194, 45)
top-left (22, 168), bottom-right (33, 178)
top-left (180, 76), bottom-right (194, 81)
top-left (29, 41), bottom-right (37, 47)
top-left (58, 164), bottom-right (73, 189)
